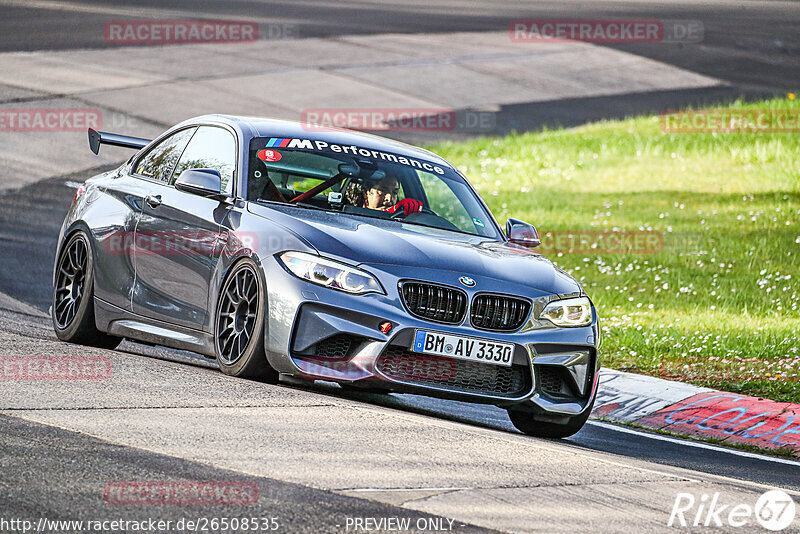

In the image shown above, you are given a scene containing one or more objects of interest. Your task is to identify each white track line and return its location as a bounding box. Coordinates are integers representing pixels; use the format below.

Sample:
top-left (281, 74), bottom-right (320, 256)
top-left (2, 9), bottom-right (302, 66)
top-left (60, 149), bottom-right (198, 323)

top-left (345, 487), bottom-right (471, 493)
top-left (587, 420), bottom-right (800, 467)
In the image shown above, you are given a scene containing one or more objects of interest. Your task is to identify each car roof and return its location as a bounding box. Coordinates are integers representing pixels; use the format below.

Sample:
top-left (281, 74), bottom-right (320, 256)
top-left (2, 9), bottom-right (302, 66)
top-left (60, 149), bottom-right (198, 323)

top-left (182, 114), bottom-right (455, 170)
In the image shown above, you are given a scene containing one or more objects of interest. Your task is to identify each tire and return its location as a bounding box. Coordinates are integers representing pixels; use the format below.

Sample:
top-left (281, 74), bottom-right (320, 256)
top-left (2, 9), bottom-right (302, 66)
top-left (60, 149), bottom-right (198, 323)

top-left (214, 259), bottom-right (278, 383)
top-left (507, 398), bottom-right (594, 439)
top-left (52, 231), bottom-right (123, 350)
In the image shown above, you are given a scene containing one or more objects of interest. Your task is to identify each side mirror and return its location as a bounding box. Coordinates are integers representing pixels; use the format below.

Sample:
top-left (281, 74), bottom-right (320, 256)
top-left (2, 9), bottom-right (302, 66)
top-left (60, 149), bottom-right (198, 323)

top-left (506, 218), bottom-right (541, 248)
top-left (175, 169), bottom-right (225, 200)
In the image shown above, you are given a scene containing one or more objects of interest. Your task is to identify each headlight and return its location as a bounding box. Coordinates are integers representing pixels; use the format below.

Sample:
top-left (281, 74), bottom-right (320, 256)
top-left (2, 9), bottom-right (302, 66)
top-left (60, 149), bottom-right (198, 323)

top-left (277, 251), bottom-right (384, 295)
top-left (540, 296), bottom-right (593, 327)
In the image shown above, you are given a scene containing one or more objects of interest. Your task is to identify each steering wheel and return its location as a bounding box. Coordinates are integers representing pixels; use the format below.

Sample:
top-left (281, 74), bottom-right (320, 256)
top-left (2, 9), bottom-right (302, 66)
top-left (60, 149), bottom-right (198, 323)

top-left (390, 206), bottom-right (437, 219)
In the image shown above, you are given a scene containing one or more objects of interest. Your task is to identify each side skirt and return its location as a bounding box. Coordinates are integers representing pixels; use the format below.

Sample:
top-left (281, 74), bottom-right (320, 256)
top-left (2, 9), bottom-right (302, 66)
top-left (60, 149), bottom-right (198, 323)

top-left (94, 297), bottom-right (216, 358)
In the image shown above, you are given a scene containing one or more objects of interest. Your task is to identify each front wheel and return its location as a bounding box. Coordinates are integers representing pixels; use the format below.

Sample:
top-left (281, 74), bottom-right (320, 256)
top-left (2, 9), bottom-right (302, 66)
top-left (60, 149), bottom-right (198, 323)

top-left (52, 231), bottom-right (122, 349)
top-left (214, 259), bottom-right (278, 383)
top-left (507, 398), bottom-right (594, 439)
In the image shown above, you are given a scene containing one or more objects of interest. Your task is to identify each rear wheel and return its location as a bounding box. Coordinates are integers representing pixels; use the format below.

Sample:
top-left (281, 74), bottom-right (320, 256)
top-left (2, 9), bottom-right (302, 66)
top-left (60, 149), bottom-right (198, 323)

top-left (214, 259), bottom-right (278, 383)
top-left (507, 399), bottom-right (594, 439)
top-left (52, 232), bottom-right (122, 349)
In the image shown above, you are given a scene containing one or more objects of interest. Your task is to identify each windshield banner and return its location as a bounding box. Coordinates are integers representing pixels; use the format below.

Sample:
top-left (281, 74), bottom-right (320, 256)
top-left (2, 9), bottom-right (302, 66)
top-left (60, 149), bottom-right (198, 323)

top-left (258, 138), bottom-right (446, 175)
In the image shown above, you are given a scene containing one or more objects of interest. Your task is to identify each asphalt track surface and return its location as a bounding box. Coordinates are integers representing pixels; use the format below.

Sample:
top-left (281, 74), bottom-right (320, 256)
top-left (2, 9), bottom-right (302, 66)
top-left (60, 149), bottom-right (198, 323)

top-left (0, 414), bottom-right (492, 534)
top-left (1, 1), bottom-right (799, 530)
top-left (0, 0), bottom-right (798, 94)
top-left (0, 0), bottom-right (796, 142)
top-left (0, 169), bottom-right (798, 497)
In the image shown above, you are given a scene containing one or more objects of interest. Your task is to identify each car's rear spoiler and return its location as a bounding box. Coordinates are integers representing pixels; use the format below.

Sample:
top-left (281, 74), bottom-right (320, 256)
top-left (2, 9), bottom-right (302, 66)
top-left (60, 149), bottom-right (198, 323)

top-left (88, 128), bottom-right (151, 155)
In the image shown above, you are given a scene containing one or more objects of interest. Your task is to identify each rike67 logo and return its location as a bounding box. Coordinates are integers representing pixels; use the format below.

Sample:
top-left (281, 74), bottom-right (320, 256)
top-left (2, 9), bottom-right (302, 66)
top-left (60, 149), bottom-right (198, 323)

top-left (669, 490), bottom-right (796, 531)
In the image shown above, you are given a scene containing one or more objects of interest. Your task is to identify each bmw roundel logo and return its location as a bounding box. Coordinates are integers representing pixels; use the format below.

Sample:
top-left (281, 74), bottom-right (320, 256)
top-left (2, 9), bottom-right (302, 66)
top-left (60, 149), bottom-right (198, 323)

top-left (458, 276), bottom-right (476, 287)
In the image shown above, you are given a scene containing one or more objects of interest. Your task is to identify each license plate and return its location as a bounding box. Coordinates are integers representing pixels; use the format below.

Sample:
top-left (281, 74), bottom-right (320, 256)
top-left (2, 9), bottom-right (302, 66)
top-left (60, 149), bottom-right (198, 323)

top-left (411, 330), bottom-right (514, 367)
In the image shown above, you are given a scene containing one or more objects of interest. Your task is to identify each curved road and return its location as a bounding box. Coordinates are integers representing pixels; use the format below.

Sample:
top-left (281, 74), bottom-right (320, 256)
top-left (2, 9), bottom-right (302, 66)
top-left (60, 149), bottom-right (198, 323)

top-left (0, 171), bottom-right (797, 493)
top-left (0, 0), bottom-right (797, 93)
top-left (1, 2), bottom-right (799, 531)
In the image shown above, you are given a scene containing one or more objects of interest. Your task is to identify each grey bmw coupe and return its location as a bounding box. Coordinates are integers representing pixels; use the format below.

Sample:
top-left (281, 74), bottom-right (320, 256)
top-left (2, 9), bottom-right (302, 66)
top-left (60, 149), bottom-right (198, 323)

top-left (52, 115), bottom-right (600, 437)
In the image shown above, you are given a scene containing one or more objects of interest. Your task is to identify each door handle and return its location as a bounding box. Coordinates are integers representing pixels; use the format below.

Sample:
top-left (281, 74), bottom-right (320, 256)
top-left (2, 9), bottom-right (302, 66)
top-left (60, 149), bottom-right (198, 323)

top-left (145, 194), bottom-right (162, 208)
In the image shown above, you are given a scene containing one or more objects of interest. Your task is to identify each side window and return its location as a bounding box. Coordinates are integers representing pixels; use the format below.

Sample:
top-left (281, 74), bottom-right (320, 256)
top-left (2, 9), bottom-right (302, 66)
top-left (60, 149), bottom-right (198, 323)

top-left (134, 127), bottom-right (196, 183)
top-left (172, 126), bottom-right (236, 194)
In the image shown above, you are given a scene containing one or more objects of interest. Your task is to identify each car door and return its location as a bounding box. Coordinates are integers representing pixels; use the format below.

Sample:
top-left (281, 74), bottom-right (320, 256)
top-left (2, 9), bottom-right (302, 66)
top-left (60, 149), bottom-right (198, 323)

top-left (132, 125), bottom-right (237, 332)
top-left (91, 128), bottom-right (195, 311)
top-left (90, 161), bottom-right (151, 312)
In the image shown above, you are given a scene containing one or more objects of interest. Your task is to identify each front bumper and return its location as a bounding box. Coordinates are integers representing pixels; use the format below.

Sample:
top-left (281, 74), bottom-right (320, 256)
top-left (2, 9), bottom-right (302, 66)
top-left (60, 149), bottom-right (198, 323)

top-left (263, 260), bottom-right (600, 416)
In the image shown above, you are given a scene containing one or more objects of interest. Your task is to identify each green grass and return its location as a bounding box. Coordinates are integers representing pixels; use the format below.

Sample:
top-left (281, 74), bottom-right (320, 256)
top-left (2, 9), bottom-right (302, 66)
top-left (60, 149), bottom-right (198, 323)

top-left (425, 96), bottom-right (800, 403)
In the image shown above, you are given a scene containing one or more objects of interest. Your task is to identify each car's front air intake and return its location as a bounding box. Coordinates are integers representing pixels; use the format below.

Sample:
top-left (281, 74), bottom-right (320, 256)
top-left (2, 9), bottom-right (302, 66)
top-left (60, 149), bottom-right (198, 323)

top-left (400, 282), bottom-right (467, 324)
top-left (470, 294), bottom-right (531, 331)
top-left (377, 346), bottom-right (530, 398)
top-left (537, 365), bottom-right (567, 395)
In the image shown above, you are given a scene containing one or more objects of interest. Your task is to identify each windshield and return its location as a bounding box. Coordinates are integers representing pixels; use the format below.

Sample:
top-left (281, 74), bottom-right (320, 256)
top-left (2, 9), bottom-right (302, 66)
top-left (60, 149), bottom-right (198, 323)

top-left (246, 137), bottom-right (501, 239)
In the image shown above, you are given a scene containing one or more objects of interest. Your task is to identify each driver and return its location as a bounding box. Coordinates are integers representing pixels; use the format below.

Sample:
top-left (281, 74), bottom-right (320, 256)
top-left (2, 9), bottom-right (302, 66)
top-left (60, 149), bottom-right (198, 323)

top-left (361, 176), bottom-right (423, 216)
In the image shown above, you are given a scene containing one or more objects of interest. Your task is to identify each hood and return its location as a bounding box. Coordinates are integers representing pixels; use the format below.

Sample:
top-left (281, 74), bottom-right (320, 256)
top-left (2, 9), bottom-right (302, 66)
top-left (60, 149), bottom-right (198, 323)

top-left (248, 203), bottom-right (581, 295)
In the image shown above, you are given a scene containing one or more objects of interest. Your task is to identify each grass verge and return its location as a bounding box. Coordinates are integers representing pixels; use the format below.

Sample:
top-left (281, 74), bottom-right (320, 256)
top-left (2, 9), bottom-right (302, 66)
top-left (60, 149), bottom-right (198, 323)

top-left (427, 97), bottom-right (800, 403)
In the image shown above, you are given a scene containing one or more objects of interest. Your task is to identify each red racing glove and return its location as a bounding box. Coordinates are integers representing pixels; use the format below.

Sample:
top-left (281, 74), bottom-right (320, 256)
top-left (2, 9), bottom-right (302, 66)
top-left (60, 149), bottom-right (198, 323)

top-left (385, 198), bottom-right (423, 216)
